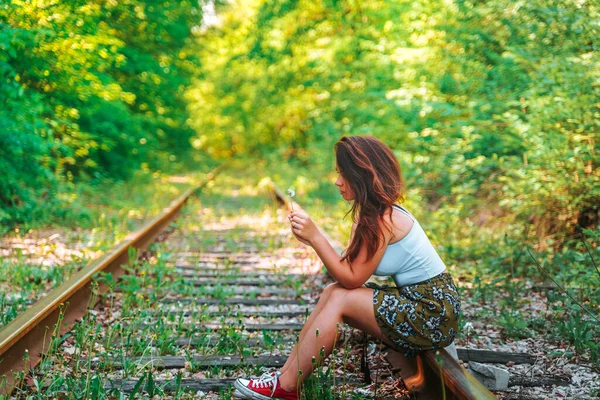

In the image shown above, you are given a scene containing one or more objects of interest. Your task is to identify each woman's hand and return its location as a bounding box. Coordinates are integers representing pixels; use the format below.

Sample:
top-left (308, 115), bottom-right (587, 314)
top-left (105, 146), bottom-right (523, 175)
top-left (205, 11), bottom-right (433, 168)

top-left (288, 210), bottom-right (321, 246)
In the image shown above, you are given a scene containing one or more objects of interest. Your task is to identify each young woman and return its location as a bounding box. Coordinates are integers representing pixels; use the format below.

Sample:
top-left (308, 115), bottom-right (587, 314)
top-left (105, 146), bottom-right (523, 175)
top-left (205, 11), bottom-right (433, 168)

top-left (234, 135), bottom-right (461, 400)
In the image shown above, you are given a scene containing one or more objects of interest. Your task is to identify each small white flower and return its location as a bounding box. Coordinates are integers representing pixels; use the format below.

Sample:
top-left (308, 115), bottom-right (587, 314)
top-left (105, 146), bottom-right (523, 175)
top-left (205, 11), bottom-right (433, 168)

top-left (287, 188), bottom-right (296, 212)
top-left (464, 322), bottom-right (474, 332)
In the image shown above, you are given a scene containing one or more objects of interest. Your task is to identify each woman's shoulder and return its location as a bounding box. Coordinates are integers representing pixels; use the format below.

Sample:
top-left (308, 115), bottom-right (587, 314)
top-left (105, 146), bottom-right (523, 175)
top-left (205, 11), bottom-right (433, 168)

top-left (386, 205), bottom-right (414, 244)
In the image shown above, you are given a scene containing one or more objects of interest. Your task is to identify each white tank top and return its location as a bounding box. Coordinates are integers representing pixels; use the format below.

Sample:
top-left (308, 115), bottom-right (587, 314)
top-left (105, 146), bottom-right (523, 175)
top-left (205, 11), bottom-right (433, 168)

top-left (373, 205), bottom-right (447, 287)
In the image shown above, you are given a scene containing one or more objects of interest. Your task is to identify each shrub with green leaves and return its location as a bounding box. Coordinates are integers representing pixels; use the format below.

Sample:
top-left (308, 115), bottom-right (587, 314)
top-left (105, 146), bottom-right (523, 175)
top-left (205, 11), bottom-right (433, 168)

top-left (0, 1), bottom-right (202, 230)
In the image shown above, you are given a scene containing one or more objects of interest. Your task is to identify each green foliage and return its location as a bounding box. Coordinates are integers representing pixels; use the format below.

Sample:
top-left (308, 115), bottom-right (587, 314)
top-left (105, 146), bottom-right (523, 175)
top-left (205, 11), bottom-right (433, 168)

top-left (0, 1), bottom-right (203, 229)
top-left (0, 19), bottom-right (56, 223)
top-left (439, 0), bottom-right (600, 239)
top-left (189, 0), bottom-right (599, 238)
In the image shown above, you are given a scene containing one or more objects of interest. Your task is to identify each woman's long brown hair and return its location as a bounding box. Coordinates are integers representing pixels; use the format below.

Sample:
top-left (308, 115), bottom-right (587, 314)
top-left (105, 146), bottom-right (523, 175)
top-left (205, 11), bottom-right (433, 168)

top-left (335, 135), bottom-right (405, 263)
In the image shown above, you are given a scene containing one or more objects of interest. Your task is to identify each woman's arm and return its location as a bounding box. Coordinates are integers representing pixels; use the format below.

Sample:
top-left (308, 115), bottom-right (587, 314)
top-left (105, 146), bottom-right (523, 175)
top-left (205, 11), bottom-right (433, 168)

top-left (289, 211), bottom-right (390, 289)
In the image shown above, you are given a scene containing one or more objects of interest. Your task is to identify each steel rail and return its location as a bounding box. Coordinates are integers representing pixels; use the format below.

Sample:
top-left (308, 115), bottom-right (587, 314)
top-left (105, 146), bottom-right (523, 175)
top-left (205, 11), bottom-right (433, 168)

top-left (421, 349), bottom-right (497, 400)
top-left (0, 169), bottom-right (219, 396)
top-left (268, 180), bottom-right (496, 399)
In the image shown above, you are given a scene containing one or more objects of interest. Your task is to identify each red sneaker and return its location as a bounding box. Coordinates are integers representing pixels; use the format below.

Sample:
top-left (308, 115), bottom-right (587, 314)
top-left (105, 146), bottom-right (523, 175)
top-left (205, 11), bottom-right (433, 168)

top-left (234, 373), bottom-right (298, 400)
top-left (234, 371), bottom-right (280, 398)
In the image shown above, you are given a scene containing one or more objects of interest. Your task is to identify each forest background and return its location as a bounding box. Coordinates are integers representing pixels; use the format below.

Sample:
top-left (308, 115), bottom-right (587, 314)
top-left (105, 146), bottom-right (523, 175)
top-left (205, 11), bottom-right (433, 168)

top-left (1, 0), bottom-right (599, 365)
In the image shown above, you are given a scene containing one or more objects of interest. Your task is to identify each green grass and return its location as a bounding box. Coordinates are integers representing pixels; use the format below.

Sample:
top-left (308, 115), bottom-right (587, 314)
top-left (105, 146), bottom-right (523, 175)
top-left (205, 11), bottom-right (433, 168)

top-left (0, 169), bottom-right (213, 329)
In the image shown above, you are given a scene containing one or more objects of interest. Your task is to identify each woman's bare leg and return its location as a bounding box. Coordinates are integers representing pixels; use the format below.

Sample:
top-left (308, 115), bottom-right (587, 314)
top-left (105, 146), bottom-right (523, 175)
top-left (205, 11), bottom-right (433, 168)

top-left (275, 283), bottom-right (441, 395)
top-left (278, 283), bottom-right (339, 376)
top-left (280, 284), bottom-right (406, 376)
top-left (277, 284), bottom-right (395, 392)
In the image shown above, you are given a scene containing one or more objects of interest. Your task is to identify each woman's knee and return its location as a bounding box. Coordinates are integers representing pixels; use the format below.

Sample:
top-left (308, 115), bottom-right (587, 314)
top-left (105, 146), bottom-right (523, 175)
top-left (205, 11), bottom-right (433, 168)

top-left (321, 282), bottom-right (344, 301)
top-left (325, 284), bottom-right (352, 312)
top-left (318, 283), bottom-right (348, 310)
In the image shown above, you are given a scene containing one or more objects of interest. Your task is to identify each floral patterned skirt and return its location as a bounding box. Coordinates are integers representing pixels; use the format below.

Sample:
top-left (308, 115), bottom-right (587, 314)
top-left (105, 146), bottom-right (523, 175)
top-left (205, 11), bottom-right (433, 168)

top-left (365, 273), bottom-right (461, 357)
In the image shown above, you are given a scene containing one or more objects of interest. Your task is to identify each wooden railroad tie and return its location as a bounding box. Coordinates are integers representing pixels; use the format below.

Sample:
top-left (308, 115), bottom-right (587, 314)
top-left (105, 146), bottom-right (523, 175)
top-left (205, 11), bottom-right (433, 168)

top-left (88, 355), bottom-right (289, 370)
top-left (177, 277), bottom-right (297, 286)
top-left (133, 286), bottom-right (301, 296)
top-left (160, 297), bottom-right (314, 306)
top-left (125, 309), bottom-right (311, 318)
top-left (113, 335), bottom-right (297, 348)
top-left (172, 270), bottom-right (306, 279)
top-left (125, 322), bottom-right (303, 332)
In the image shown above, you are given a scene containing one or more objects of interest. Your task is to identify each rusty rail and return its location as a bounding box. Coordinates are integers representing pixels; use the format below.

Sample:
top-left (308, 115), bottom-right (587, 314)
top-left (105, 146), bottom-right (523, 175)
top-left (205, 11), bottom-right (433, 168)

top-left (0, 169), bottom-right (218, 396)
top-left (421, 349), bottom-right (497, 399)
top-left (268, 180), bottom-right (496, 399)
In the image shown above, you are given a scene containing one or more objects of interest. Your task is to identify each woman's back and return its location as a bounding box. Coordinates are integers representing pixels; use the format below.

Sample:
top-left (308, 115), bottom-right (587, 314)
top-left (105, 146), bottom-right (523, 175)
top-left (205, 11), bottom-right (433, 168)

top-left (374, 205), bottom-right (447, 287)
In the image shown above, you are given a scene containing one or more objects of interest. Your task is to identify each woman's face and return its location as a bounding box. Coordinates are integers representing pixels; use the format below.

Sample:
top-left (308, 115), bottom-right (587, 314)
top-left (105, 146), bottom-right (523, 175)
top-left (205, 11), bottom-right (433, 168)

top-left (335, 166), bottom-right (355, 201)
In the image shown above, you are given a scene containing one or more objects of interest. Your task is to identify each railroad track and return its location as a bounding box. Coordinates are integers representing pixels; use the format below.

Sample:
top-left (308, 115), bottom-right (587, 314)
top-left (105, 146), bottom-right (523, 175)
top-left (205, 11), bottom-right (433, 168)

top-left (0, 174), bottom-right (496, 399)
top-left (0, 175), bottom-right (379, 399)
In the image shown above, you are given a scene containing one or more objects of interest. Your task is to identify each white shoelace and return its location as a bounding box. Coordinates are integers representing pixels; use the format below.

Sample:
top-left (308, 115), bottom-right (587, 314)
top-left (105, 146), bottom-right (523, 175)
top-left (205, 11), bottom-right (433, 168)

top-left (255, 371), bottom-right (280, 380)
top-left (251, 372), bottom-right (279, 395)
